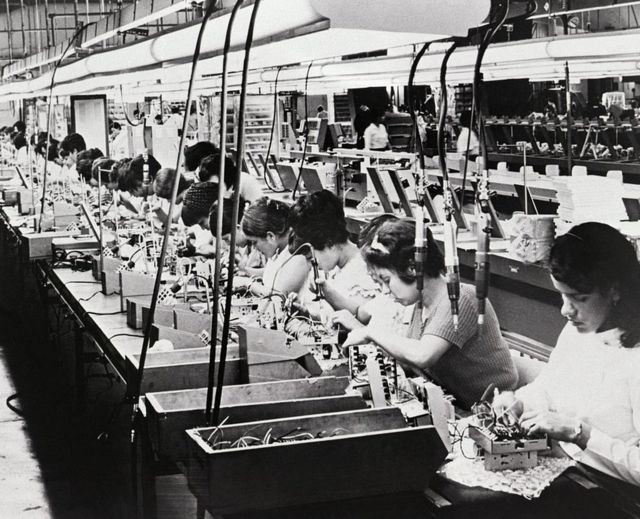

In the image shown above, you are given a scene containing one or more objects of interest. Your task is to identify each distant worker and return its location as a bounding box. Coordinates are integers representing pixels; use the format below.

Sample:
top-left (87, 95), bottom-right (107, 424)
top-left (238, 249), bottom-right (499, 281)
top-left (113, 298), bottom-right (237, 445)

top-left (363, 110), bottom-right (390, 151)
top-left (456, 110), bottom-right (479, 155)
top-left (354, 104), bottom-right (371, 149)
top-left (316, 105), bottom-right (329, 120)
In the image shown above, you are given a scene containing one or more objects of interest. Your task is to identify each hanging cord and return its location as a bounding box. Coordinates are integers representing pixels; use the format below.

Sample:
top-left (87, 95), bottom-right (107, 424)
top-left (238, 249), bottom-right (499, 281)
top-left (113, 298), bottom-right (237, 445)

top-left (407, 41), bottom-right (432, 196)
top-left (290, 61), bottom-right (313, 200)
top-left (119, 85), bottom-right (142, 127)
top-left (438, 40), bottom-right (462, 331)
top-left (459, 89), bottom-right (476, 207)
top-left (473, 0), bottom-right (510, 327)
top-left (264, 66), bottom-right (286, 192)
top-left (38, 22), bottom-right (94, 233)
top-left (206, 0), bottom-right (245, 426)
top-left (209, 0), bottom-right (262, 427)
top-left (130, 0), bottom-right (218, 465)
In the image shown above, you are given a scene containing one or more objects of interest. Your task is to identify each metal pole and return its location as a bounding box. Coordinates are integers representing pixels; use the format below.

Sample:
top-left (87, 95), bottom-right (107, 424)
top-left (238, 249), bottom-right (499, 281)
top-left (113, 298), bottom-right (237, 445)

top-left (5, 0), bottom-right (13, 61)
top-left (44, 0), bottom-right (50, 48)
top-left (35, 0), bottom-right (42, 54)
top-left (19, 0), bottom-right (27, 55)
top-left (565, 61), bottom-right (573, 174)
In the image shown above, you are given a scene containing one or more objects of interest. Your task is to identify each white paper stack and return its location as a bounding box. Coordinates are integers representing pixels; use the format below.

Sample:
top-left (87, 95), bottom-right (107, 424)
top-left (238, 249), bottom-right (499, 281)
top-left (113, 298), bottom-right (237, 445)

top-left (552, 176), bottom-right (627, 225)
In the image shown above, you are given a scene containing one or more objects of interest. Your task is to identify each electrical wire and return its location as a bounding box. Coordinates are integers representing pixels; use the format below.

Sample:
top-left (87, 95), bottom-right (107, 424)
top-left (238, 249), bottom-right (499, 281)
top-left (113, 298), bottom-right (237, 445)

top-left (290, 61), bottom-right (314, 200)
top-left (264, 66), bottom-right (286, 192)
top-left (207, 0), bottom-right (246, 427)
top-left (129, 0), bottom-right (219, 495)
top-left (119, 85), bottom-right (142, 127)
top-left (210, 0), bottom-right (262, 427)
top-left (37, 22), bottom-right (94, 233)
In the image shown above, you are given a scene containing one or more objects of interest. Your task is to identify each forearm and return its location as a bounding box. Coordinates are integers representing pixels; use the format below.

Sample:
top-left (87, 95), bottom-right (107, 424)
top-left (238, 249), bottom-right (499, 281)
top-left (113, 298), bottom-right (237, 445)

top-left (365, 327), bottom-right (430, 370)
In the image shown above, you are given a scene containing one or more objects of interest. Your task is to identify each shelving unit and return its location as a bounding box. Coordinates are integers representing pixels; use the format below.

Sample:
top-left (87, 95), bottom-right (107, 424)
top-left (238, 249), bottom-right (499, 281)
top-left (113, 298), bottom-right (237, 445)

top-left (454, 84), bottom-right (473, 114)
top-left (385, 112), bottom-right (413, 151)
top-left (226, 95), bottom-right (277, 156)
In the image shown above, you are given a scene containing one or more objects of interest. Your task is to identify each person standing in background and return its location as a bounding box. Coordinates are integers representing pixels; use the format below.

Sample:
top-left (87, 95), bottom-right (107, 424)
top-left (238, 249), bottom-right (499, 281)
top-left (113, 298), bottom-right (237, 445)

top-left (353, 105), bottom-right (371, 149)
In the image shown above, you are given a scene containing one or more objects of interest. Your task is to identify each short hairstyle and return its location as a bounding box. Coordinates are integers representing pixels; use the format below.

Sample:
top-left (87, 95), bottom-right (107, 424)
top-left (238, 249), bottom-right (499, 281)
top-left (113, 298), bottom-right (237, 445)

top-left (181, 181), bottom-right (219, 226)
top-left (288, 190), bottom-right (349, 252)
top-left (114, 158), bottom-right (133, 191)
top-left (549, 222), bottom-right (640, 348)
top-left (459, 110), bottom-right (473, 128)
top-left (154, 168), bottom-right (192, 200)
top-left (209, 197), bottom-right (245, 236)
top-left (13, 133), bottom-right (27, 150)
top-left (357, 214), bottom-right (400, 248)
top-left (183, 141), bottom-right (218, 172)
top-left (13, 120), bottom-right (25, 133)
top-left (60, 133), bottom-right (87, 154)
top-left (242, 197), bottom-right (290, 238)
top-left (91, 158), bottom-right (116, 186)
top-left (198, 153), bottom-right (237, 189)
top-left (76, 148), bottom-right (104, 181)
top-left (361, 219), bottom-right (444, 283)
top-left (118, 153), bottom-right (161, 193)
top-left (111, 122), bottom-right (122, 131)
top-left (34, 135), bottom-right (60, 162)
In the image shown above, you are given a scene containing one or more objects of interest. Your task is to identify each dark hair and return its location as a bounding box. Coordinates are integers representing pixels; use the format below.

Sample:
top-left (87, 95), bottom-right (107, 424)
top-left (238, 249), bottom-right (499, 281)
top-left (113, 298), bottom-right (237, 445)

top-left (242, 197), bottom-right (290, 238)
top-left (110, 122), bottom-right (122, 131)
top-left (288, 190), bottom-right (349, 252)
top-left (549, 222), bottom-right (640, 348)
top-left (34, 134), bottom-right (60, 161)
top-left (118, 153), bottom-right (161, 193)
top-left (181, 181), bottom-right (219, 226)
top-left (184, 141), bottom-right (218, 172)
top-left (76, 148), bottom-right (104, 181)
top-left (459, 110), bottom-right (473, 128)
top-left (13, 120), bottom-right (25, 134)
top-left (114, 158), bottom-right (133, 191)
top-left (60, 133), bottom-right (87, 154)
top-left (91, 158), bottom-right (116, 186)
top-left (357, 214), bottom-right (400, 248)
top-left (198, 153), bottom-right (237, 189)
top-left (209, 197), bottom-right (245, 236)
top-left (154, 168), bottom-right (192, 200)
top-left (361, 219), bottom-right (444, 283)
top-left (13, 133), bottom-right (27, 150)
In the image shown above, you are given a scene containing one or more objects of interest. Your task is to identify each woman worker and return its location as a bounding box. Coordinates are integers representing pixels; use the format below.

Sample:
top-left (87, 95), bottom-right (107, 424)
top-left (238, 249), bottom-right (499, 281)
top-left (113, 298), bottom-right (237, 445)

top-left (240, 197), bottom-right (311, 299)
top-left (343, 218), bottom-right (517, 409)
top-left (493, 222), bottom-right (640, 488)
top-left (288, 189), bottom-right (380, 316)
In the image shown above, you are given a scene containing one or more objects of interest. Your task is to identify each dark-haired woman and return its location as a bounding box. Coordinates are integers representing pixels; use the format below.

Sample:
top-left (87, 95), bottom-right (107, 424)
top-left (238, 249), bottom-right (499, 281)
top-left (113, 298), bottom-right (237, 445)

top-left (343, 218), bottom-right (517, 409)
top-left (288, 190), bottom-right (379, 317)
top-left (241, 197), bottom-right (310, 299)
top-left (494, 222), bottom-right (640, 487)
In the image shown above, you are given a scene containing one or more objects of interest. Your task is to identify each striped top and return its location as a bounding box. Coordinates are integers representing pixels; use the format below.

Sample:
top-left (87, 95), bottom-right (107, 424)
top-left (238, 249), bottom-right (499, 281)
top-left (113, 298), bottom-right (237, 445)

top-left (420, 283), bottom-right (518, 409)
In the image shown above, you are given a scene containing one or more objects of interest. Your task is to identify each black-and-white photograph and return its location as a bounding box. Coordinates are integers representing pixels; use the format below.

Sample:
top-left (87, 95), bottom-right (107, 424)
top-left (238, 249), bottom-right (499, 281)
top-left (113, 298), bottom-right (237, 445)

top-left (0, 1), bottom-right (638, 517)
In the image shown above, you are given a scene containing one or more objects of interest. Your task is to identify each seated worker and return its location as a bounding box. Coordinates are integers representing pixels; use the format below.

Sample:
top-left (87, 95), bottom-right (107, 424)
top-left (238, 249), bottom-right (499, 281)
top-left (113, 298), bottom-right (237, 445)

top-left (76, 148), bottom-right (104, 183)
top-left (181, 181), bottom-right (219, 228)
top-left (90, 158), bottom-right (117, 189)
top-left (59, 132), bottom-right (87, 168)
top-left (183, 141), bottom-right (218, 182)
top-left (198, 153), bottom-right (263, 203)
top-left (240, 197), bottom-right (311, 299)
top-left (493, 222), bottom-right (640, 488)
top-left (343, 218), bottom-right (517, 409)
top-left (363, 110), bottom-right (390, 151)
top-left (115, 152), bottom-right (162, 214)
top-left (150, 167), bottom-right (193, 226)
top-left (332, 214), bottom-right (409, 334)
top-left (288, 190), bottom-right (379, 316)
top-left (456, 109), bottom-right (479, 155)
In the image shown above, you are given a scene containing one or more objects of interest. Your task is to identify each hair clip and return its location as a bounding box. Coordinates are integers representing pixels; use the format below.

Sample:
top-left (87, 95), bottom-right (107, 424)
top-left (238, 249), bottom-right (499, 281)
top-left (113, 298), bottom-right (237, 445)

top-left (564, 231), bottom-right (584, 242)
top-left (370, 235), bottom-right (390, 254)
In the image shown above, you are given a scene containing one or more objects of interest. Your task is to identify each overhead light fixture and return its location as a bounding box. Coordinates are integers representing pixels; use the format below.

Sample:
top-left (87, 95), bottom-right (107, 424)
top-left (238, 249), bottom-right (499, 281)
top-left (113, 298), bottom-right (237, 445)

top-left (81, 0), bottom-right (205, 49)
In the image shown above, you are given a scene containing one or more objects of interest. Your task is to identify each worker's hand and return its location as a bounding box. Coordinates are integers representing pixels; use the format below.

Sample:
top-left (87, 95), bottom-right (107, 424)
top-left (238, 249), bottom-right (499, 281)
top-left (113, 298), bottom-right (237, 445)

top-left (342, 327), bottom-right (371, 350)
top-left (519, 410), bottom-right (582, 443)
top-left (491, 391), bottom-right (523, 419)
top-left (331, 309), bottom-right (362, 331)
